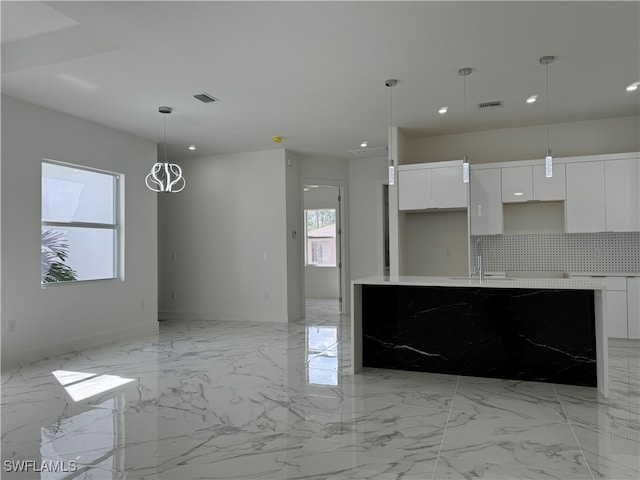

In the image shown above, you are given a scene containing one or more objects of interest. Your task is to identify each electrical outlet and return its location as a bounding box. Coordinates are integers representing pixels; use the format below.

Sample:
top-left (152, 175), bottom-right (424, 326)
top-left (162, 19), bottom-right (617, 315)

top-left (140, 300), bottom-right (145, 310)
top-left (264, 293), bottom-right (269, 300)
top-left (171, 292), bottom-right (177, 300)
top-left (9, 320), bottom-right (16, 332)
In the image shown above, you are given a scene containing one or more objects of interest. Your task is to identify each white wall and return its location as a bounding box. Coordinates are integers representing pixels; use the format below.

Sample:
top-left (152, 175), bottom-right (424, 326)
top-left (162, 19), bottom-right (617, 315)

top-left (300, 156), bottom-right (349, 182)
top-left (405, 116), bottom-right (640, 165)
top-left (1, 95), bottom-right (158, 367)
top-left (304, 185), bottom-right (340, 299)
top-left (158, 149), bottom-right (296, 322)
top-left (390, 127), bottom-right (407, 276)
top-left (404, 211), bottom-right (469, 276)
top-left (285, 151), bottom-right (303, 320)
top-left (348, 156), bottom-right (388, 282)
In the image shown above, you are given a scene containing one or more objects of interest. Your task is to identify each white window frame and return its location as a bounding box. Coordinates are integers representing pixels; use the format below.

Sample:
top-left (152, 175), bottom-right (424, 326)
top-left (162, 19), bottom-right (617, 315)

top-left (41, 159), bottom-right (123, 285)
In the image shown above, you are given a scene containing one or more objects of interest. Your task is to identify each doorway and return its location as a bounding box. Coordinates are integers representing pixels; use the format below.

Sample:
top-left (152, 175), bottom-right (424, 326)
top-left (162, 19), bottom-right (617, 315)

top-left (303, 184), bottom-right (344, 313)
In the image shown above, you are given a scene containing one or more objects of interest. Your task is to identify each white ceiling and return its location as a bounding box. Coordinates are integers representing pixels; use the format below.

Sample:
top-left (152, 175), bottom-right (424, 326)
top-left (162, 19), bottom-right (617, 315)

top-left (2, 1), bottom-right (639, 161)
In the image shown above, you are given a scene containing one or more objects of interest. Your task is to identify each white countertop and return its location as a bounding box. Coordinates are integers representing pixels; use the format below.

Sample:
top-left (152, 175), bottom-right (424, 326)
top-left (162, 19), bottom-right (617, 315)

top-left (353, 275), bottom-right (607, 291)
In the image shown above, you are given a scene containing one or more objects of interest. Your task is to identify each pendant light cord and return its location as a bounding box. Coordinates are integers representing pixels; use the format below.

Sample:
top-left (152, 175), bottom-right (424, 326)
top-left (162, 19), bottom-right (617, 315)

top-left (463, 73), bottom-right (468, 154)
top-left (545, 61), bottom-right (550, 152)
top-left (389, 83), bottom-right (393, 164)
top-left (163, 113), bottom-right (168, 164)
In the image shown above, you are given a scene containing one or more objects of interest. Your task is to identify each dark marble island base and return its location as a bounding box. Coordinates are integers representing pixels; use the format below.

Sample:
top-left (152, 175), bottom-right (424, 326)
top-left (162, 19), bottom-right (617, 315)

top-left (362, 285), bottom-right (596, 386)
top-left (351, 277), bottom-right (608, 396)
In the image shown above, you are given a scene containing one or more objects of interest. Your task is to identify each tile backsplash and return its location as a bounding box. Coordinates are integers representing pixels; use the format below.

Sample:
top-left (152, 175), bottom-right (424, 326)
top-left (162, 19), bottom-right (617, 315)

top-left (472, 232), bottom-right (640, 274)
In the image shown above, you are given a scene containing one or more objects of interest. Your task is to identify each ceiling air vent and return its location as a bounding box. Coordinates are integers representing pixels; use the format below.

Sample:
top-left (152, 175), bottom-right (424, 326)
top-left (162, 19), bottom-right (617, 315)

top-left (348, 146), bottom-right (388, 158)
top-left (193, 92), bottom-right (219, 103)
top-left (477, 100), bottom-right (503, 111)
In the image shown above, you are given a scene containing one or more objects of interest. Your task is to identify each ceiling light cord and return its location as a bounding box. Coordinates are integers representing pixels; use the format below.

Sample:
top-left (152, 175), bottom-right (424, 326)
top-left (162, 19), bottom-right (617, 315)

top-left (539, 55), bottom-right (555, 178)
top-left (458, 67), bottom-right (472, 183)
top-left (545, 61), bottom-right (550, 153)
top-left (163, 113), bottom-right (168, 164)
top-left (389, 82), bottom-right (393, 163)
top-left (463, 71), bottom-right (468, 154)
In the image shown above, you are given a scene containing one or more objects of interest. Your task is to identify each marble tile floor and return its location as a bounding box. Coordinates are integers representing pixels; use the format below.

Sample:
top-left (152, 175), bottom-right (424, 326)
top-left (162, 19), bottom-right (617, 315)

top-left (1, 299), bottom-right (638, 480)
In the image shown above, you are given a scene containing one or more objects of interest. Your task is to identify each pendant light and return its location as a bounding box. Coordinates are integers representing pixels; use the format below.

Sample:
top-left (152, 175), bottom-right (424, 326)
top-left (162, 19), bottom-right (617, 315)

top-left (540, 55), bottom-right (555, 178)
top-left (145, 106), bottom-right (186, 193)
top-left (385, 79), bottom-right (398, 185)
top-left (458, 67), bottom-right (472, 183)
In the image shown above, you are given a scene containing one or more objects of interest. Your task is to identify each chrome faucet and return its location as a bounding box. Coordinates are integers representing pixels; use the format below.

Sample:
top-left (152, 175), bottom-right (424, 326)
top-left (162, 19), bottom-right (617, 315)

top-left (475, 238), bottom-right (484, 280)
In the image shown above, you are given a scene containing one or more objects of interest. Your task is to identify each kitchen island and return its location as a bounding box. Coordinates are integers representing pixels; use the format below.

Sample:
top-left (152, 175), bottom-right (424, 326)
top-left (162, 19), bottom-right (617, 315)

top-left (351, 276), bottom-right (608, 396)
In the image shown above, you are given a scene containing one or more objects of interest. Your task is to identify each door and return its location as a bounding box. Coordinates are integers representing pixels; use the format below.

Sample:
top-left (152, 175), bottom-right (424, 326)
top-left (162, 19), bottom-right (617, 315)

top-left (303, 184), bottom-right (344, 312)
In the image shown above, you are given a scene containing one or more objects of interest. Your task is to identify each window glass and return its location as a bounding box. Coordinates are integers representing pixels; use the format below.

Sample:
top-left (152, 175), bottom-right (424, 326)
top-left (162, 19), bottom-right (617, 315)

top-left (42, 162), bottom-right (115, 224)
top-left (305, 208), bottom-right (336, 267)
top-left (41, 161), bottom-right (119, 284)
top-left (41, 227), bottom-right (115, 282)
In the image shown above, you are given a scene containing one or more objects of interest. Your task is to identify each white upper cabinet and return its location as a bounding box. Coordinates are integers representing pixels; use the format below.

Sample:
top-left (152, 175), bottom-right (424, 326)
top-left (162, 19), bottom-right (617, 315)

top-left (398, 161), bottom-right (467, 211)
top-left (501, 164), bottom-right (566, 203)
top-left (605, 157), bottom-right (640, 232)
top-left (432, 166), bottom-right (468, 208)
top-left (565, 161), bottom-right (606, 233)
top-left (501, 166), bottom-right (533, 202)
top-left (532, 163), bottom-right (566, 201)
top-left (398, 167), bottom-right (431, 210)
top-left (470, 168), bottom-right (503, 235)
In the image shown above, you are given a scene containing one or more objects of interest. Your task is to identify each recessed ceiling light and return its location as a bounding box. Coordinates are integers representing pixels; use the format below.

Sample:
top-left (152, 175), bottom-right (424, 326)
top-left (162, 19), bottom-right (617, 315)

top-left (438, 106), bottom-right (448, 114)
top-left (360, 141), bottom-right (368, 147)
top-left (526, 95), bottom-right (538, 104)
top-left (626, 82), bottom-right (640, 91)
top-left (188, 145), bottom-right (196, 151)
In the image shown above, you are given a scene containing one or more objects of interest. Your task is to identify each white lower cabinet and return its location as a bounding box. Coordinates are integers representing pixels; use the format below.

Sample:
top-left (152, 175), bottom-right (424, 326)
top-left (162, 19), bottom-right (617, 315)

top-left (607, 290), bottom-right (629, 338)
top-left (574, 275), bottom-right (638, 339)
top-left (627, 277), bottom-right (640, 339)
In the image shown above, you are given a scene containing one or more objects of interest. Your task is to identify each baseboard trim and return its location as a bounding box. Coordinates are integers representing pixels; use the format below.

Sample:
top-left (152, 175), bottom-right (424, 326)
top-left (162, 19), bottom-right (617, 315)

top-left (158, 311), bottom-right (287, 323)
top-left (1, 322), bottom-right (159, 371)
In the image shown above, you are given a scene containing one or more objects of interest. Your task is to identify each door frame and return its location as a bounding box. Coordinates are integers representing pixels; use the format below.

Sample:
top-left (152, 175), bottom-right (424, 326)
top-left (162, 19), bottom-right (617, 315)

top-left (301, 178), bottom-right (349, 314)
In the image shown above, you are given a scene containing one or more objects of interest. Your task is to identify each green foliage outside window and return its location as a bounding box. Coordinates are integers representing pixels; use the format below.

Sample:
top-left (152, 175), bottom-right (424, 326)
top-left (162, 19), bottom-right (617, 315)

top-left (41, 229), bottom-right (77, 283)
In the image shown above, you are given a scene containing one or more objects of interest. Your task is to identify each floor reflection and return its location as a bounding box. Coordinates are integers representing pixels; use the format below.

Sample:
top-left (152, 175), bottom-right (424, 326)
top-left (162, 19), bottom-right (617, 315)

top-left (39, 370), bottom-right (134, 479)
top-left (41, 395), bottom-right (124, 480)
top-left (306, 325), bottom-right (339, 386)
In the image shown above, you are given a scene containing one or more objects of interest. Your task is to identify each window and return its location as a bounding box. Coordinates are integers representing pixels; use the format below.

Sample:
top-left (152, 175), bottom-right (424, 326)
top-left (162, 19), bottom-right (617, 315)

top-left (41, 160), bottom-right (121, 284)
top-left (305, 208), bottom-right (336, 267)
